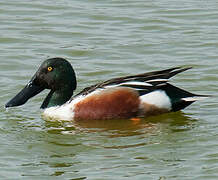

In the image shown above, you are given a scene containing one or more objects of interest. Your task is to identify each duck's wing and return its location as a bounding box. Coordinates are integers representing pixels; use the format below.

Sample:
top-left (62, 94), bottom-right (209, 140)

top-left (74, 66), bottom-right (192, 97)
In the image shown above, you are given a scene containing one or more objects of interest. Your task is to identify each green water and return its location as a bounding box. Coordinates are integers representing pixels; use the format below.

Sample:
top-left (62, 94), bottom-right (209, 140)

top-left (1, 1), bottom-right (218, 179)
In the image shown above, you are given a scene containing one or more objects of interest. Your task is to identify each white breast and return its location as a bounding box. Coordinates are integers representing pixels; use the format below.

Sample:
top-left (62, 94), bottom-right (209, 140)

top-left (42, 95), bottom-right (85, 121)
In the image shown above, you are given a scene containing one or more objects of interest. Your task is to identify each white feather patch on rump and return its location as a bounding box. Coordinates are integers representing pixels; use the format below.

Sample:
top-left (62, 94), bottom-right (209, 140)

top-left (139, 90), bottom-right (172, 110)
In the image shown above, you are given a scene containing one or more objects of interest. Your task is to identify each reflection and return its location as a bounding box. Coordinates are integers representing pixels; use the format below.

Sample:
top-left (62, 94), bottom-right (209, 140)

top-left (43, 111), bottom-right (197, 137)
top-left (145, 111), bottom-right (197, 132)
top-left (44, 117), bottom-right (156, 137)
top-left (145, 111), bottom-right (195, 124)
top-left (38, 112), bottom-right (198, 178)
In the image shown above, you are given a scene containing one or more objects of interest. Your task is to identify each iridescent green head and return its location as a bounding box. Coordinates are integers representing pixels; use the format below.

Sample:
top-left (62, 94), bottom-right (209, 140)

top-left (6, 57), bottom-right (77, 109)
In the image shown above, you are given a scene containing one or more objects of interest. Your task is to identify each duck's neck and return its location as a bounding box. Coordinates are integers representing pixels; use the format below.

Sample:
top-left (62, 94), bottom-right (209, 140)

top-left (41, 88), bottom-right (74, 109)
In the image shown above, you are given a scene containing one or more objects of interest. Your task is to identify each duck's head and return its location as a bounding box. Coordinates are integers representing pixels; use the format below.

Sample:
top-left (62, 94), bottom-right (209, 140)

top-left (5, 57), bottom-right (77, 109)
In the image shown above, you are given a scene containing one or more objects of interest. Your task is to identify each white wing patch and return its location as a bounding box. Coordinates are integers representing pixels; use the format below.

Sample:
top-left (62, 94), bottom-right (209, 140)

top-left (104, 84), bottom-right (120, 89)
top-left (119, 81), bottom-right (152, 86)
top-left (104, 81), bottom-right (152, 89)
top-left (140, 90), bottom-right (172, 110)
top-left (146, 79), bottom-right (168, 83)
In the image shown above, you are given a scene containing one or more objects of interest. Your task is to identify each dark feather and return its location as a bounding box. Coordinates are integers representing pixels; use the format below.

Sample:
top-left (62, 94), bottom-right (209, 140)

top-left (73, 66), bottom-right (192, 98)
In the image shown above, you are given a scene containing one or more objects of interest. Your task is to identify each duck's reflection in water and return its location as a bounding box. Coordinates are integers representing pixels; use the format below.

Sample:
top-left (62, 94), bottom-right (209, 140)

top-left (44, 111), bottom-right (196, 137)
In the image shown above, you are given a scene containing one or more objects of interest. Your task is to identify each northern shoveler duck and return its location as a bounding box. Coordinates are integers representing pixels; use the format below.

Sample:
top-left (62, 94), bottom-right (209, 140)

top-left (5, 57), bottom-right (207, 121)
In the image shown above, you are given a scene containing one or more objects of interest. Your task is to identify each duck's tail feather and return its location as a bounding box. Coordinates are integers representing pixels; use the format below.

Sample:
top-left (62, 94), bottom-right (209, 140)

top-left (166, 66), bottom-right (192, 79)
top-left (181, 95), bottom-right (209, 102)
top-left (160, 83), bottom-right (209, 112)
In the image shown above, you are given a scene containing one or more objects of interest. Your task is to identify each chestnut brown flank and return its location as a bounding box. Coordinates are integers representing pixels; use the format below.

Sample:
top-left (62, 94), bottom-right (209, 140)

top-left (74, 88), bottom-right (140, 120)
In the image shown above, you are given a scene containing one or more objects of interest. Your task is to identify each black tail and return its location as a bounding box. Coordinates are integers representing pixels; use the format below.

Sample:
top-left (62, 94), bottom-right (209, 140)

top-left (160, 83), bottom-right (208, 112)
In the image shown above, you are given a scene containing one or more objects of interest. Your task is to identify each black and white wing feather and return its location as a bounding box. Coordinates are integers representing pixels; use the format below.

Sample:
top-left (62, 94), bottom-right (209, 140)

top-left (74, 66), bottom-right (191, 97)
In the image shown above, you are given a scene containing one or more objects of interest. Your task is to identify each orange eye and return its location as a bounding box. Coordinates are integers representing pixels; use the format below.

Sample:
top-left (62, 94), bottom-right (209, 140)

top-left (47, 66), bottom-right (53, 72)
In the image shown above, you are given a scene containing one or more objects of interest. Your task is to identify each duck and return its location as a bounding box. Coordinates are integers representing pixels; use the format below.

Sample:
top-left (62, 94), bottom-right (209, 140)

top-left (5, 57), bottom-right (207, 121)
